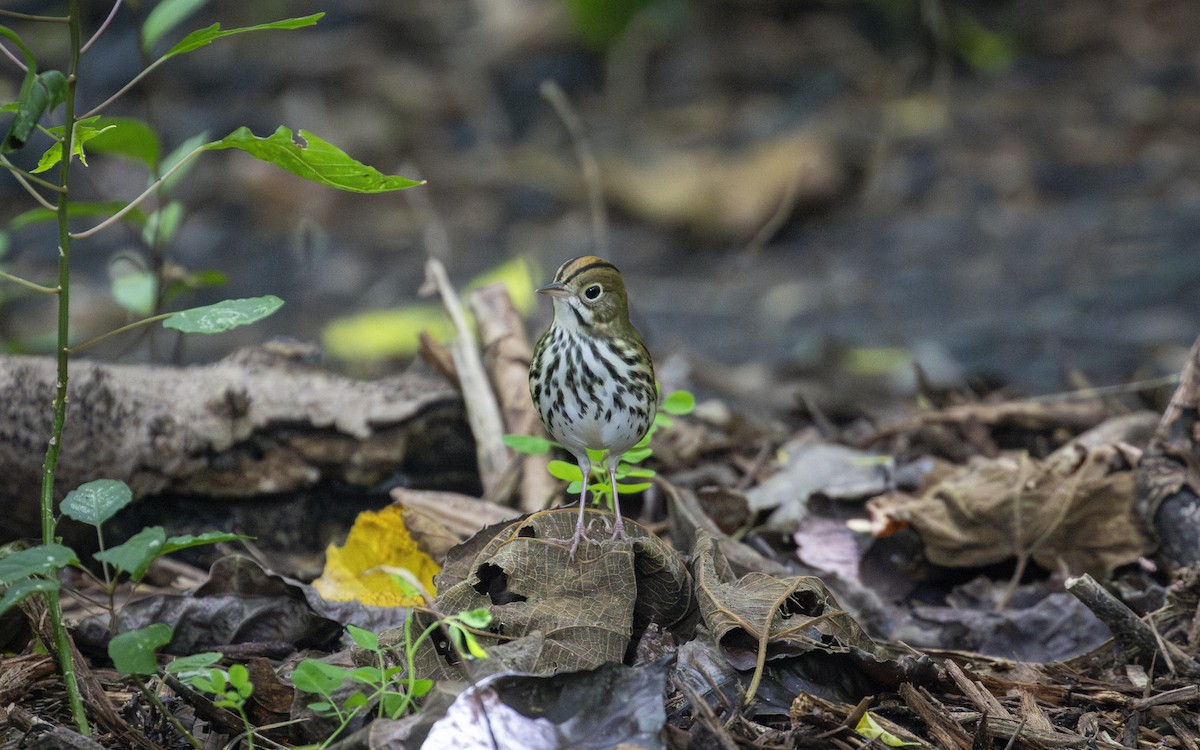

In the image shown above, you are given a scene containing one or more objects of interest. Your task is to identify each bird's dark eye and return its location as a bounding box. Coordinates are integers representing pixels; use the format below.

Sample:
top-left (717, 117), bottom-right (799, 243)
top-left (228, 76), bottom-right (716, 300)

top-left (584, 284), bottom-right (602, 300)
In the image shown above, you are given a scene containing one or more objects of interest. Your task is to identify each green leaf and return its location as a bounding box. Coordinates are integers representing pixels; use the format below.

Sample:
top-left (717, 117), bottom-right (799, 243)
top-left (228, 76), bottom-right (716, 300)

top-left (615, 481), bottom-right (652, 494)
top-left (344, 692), bottom-right (369, 709)
top-left (502, 434), bottom-right (556, 455)
top-left (227, 663), bottom-right (251, 688)
top-left (162, 269), bottom-right (228, 304)
top-left (0, 29), bottom-right (61, 153)
top-left (410, 678), bottom-right (433, 698)
top-left (449, 624), bottom-right (488, 659)
top-left (161, 531), bottom-right (246, 556)
top-left (162, 295), bottom-right (283, 334)
top-left (164, 14), bottom-right (324, 59)
top-left (617, 466), bottom-right (655, 478)
top-left (291, 659), bottom-right (351, 697)
top-left (93, 526), bottom-right (167, 581)
top-left (660, 390), bottom-right (695, 415)
top-left (952, 10), bottom-right (1018, 74)
top-left (165, 651), bottom-right (222, 679)
top-left (456, 608), bottom-right (492, 629)
top-left (547, 460), bottom-right (583, 483)
top-left (620, 447), bottom-right (652, 464)
top-left (10, 202), bottom-right (147, 230)
top-left (347, 666), bottom-right (383, 686)
top-left (0, 577), bottom-right (60, 617)
top-left (0, 544), bottom-right (78, 584)
top-left (85, 116), bottom-right (161, 168)
top-left (111, 272), bottom-right (158, 316)
top-left (143, 201), bottom-right (184, 246)
top-left (109, 623), bottom-right (173, 676)
top-left (206, 126), bottom-right (422, 194)
top-left (142, 0), bottom-right (209, 50)
top-left (60, 479), bottom-right (133, 527)
top-left (347, 624), bottom-right (378, 652)
top-left (854, 711), bottom-right (921, 747)
top-left (380, 692), bottom-right (406, 718)
top-left (33, 117), bottom-right (117, 173)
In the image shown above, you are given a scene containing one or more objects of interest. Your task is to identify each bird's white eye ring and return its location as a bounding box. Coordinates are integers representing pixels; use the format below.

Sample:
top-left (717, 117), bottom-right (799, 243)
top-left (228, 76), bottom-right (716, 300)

top-left (584, 284), bottom-right (602, 300)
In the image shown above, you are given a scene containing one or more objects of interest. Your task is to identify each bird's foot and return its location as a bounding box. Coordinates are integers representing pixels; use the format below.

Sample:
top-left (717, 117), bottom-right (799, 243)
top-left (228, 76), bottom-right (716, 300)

top-left (609, 517), bottom-right (627, 541)
top-left (566, 520), bottom-right (592, 560)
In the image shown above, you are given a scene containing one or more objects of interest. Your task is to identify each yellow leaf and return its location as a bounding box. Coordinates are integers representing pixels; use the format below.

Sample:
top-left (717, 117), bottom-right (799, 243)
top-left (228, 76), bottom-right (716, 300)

top-left (313, 505), bottom-right (440, 606)
top-left (854, 712), bottom-right (920, 747)
top-left (320, 256), bottom-right (539, 361)
top-left (321, 305), bottom-right (453, 360)
top-left (466, 256), bottom-right (538, 315)
top-left (844, 347), bottom-right (912, 376)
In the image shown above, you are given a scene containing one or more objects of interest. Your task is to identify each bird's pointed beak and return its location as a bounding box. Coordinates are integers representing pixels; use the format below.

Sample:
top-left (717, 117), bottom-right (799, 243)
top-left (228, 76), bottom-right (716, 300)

top-left (537, 282), bottom-right (570, 298)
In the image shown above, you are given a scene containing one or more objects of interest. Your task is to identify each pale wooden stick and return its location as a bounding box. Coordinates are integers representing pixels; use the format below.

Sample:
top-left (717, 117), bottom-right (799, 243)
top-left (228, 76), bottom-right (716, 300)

top-left (423, 258), bottom-right (510, 499)
top-left (469, 283), bottom-right (556, 512)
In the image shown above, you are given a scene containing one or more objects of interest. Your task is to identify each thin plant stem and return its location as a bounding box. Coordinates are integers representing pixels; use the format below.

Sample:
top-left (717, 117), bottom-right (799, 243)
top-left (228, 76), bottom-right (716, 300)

top-left (67, 312), bottom-right (173, 353)
top-left (41, 0), bottom-right (90, 735)
top-left (69, 146), bottom-right (204, 239)
top-left (0, 9), bottom-right (69, 23)
top-left (0, 154), bottom-right (69, 194)
top-left (80, 0), bottom-right (122, 55)
top-left (0, 269), bottom-right (57, 294)
top-left (79, 55), bottom-right (169, 119)
top-left (540, 80), bottom-right (607, 255)
top-left (135, 681), bottom-right (203, 750)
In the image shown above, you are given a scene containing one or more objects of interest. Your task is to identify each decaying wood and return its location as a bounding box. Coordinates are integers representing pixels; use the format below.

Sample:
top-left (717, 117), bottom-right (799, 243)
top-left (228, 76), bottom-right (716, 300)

top-left (1065, 573), bottom-right (1200, 676)
top-left (1136, 333), bottom-right (1200, 565)
top-left (0, 345), bottom-right (468, 539)
top-left (470, 282), bottom-right (556, 512)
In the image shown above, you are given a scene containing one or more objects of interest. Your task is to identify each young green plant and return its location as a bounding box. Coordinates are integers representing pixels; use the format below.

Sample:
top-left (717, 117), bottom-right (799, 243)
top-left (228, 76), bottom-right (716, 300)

top-left (0, 5), bottom-right (422, 735)
top-left (290, 610), bottom-right (490, 750)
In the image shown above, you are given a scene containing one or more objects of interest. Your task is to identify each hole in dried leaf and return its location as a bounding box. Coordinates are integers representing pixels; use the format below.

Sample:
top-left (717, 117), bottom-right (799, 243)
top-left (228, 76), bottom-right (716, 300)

top-left (781, 590), bottom-right (822, 618)
top-left (473, 562), bottom-right (528, 605)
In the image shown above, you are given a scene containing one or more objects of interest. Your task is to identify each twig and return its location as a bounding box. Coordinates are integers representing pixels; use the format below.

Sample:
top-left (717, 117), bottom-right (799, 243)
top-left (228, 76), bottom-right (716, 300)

top-left (0, 270), bottom-right (57, 295)
top-left (1065, 574), bottom-right (1200, 676)
top-left (540, 80), bottom-right (607, 255)
top-left (70, 145), bottom-right (205, 238)
top-left (134, 681), bottom-right (202, 750)
top-left (423, 258), bottom-right (510, 499)
top-left (0, 9), bottom-right (69, 22)
top-left (468, 282), bottom-right (555, 511)
top-left (80, 0), bottom-right (123, 55)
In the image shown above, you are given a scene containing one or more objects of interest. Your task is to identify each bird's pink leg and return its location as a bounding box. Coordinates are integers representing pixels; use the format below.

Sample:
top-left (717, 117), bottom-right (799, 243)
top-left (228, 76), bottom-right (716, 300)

top-left (568, 459), bottom-right (592, 558)
top-left (608, 456), bottom-right (626, 540)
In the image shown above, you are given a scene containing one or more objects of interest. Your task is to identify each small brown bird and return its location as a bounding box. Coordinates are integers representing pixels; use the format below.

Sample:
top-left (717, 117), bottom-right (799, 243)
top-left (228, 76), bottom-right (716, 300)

top-left (529, 256), bottom-right (658, 557)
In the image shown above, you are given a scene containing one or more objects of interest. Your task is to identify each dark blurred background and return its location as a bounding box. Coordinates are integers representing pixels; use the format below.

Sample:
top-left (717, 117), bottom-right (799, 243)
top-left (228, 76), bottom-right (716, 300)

top-left (2, 0), bottom-right (1198, 415)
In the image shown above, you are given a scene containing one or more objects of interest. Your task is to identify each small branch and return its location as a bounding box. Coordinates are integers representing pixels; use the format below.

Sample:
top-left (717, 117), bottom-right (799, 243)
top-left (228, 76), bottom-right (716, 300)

top-left (0, 9), bottom-right (69, 22)
top-left (135, 680), bottom-right (203, 750)
top-left (1065, 574), bottom-right (1200, 676)
top-left (1, 155), bottom-right (69, 195)
top-left (79, 56), bottom-right (169, 119)
top-left (423, 258), bottom-right (510, 499)
top-left (67, 313), bottom-right (173, 354)
top-left (0, 39), bottom-right (28, 71)
top-left (540, 80), bottom-right (608, 255)
top-left (70, 145), bottom-right (205, 239)
top-left (81, 0), bottom-right (124, 56)
top-left (0, 270), bottom-right (58, 295)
